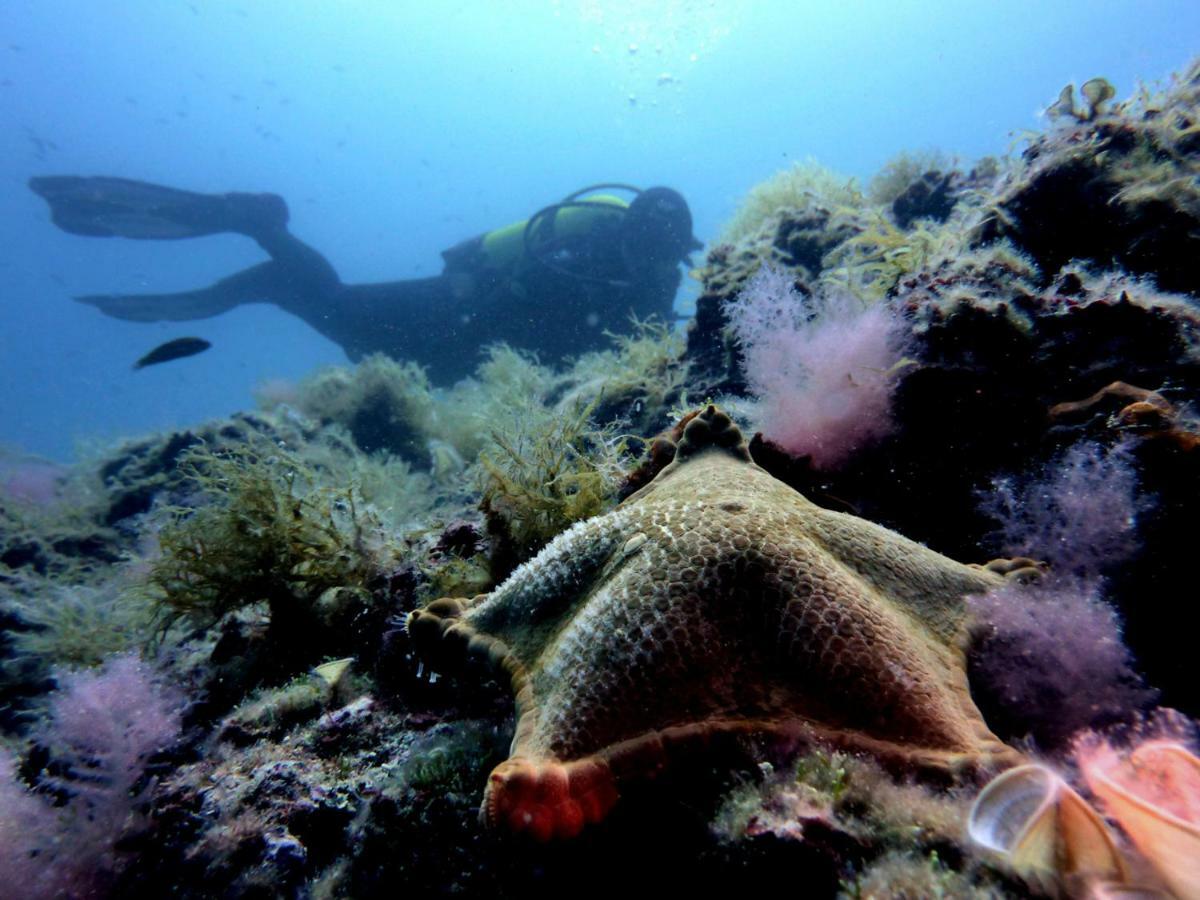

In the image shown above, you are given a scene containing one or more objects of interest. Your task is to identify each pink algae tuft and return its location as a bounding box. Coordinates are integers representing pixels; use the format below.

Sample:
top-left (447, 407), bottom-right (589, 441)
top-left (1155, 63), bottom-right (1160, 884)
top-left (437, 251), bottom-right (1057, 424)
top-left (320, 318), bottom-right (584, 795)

top-left (724, 264), bottom-right (909, 469)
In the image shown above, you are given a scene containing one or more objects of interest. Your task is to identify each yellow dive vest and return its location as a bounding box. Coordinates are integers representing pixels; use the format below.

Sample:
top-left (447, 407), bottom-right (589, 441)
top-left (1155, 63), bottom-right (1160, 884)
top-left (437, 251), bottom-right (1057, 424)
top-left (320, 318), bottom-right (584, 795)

top-left (478, 194), bottom-right (629, 270)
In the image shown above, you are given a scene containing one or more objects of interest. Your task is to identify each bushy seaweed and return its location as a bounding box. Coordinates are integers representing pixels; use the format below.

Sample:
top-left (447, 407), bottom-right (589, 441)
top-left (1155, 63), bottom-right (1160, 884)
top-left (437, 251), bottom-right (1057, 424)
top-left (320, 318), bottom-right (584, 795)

top-left (841, 851), bottom-right (1007, 900)
top-left (145, 443), bottom-right (390, 637)
top-left (388, 721), bottom-right (505, 797)
top-left (820, 207), bottom-right (972, 301)
top-left (218, 673), bottom-right (331, 743)
top-left (422, 553), bottom-right (493, 600)
top-left (713, 750), bottom-right (965, 849)
top-left (479, 400), bottom-right (630, 567)
top-left (702, 152), bottom-right (987, 308)
top-left (1096, 61), bottom-right (1200, 218)
top-left (297, 424), bottom-right (442, 524)
top-left (718, 159), bottom-right (865, 247)
top-left (712, 749), bottom-right (1011, 898)
top-left (0, 452), bottom-right (119, 580)
top-left (257, 324), bottom-right (687, 501)
top-left (561, 315), bottom-right (689, 433)
top-left (866, 149), bottom-right (955, 207)
top-left (2, 573), bottom-right (155, 677)
top-left (433, 344), bottom-right (558, 462)
top-left (286, 354), bottom-right (438, 462)
top-left (725, 264), bottom-right (910, 468)
top-left (0, 654), bottom-right (184, 898)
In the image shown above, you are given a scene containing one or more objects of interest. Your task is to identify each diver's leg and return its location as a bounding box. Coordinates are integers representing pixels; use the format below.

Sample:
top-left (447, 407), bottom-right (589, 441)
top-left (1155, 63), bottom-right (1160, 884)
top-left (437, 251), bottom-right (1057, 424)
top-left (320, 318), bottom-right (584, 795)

top-left (29, 175), bottom-right (289, 241)
top-left (73, 234), bottom-right (339, 324)
top-left (289, 277), bottom-right (485, 382)
top-left (249, 229), bottom-right (341, 297)
top-left (30, 175), bottom-right (477, 374)
top-left (76, 261), bottom-right (292, 322)
top-left (34, 175), bottom-right (345, 321)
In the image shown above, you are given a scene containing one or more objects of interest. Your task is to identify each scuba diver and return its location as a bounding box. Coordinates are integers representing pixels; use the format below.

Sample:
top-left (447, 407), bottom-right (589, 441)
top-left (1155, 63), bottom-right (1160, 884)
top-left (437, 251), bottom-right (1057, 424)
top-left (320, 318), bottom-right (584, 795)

top-left (28, 177), bottom-right (702, 383)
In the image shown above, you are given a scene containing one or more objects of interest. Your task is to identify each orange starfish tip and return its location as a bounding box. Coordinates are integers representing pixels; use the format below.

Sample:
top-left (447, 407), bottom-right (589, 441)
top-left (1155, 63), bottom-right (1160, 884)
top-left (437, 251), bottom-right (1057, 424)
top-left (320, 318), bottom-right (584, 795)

top-left (486, 758), bottom-right (619, 841)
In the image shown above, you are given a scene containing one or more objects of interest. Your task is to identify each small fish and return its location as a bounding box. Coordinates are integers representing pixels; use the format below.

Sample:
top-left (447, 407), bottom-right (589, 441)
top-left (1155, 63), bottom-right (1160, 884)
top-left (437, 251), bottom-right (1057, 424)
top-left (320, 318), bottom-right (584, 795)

top-left (134, 337), bottom-right (211, 369)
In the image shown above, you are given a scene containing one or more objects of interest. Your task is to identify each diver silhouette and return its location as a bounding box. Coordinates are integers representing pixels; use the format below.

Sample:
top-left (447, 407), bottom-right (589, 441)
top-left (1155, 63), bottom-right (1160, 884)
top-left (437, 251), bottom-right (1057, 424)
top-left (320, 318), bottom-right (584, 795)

top-left (29, 177), bottom-right (702, 383)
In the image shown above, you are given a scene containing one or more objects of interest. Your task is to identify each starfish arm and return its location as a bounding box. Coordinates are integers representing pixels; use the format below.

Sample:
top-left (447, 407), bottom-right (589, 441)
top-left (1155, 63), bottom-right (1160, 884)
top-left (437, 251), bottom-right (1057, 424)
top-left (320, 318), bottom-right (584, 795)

top-left (768, 555), bottom-right (993, 754)
top-left (464, 510), bottom-right (635, 656)
top-left (803, 505), bottom-right (1004, 644)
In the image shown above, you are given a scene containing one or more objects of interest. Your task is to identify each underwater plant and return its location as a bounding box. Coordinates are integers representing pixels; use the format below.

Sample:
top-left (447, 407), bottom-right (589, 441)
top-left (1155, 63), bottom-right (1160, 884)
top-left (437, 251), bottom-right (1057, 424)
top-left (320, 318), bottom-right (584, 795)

top-left (0, 749), bottom-right (50, 893)
top-left (981, 442), bottom-right (1144, 584)
top-left (295, 424), bottom-right (442, 524)
top-left (145, 443), bottom-right (391, 641)
top-left (432, 343), bottom-right (560, 462)
top-left (479, 398), bottom-right (629, 568)
top-left (712, 749), bottom-right (1015, 898)
top-left (969, 440), bottom-right (1155, 747)
top-left (967, 578), bottom-right (1156, 750)
top-left (0, 448), bottom-right (118, 580)
top-left (840, 851), bottom-right (1004, 900)
top-left (288, 354), bottom-right (439, 462)
top-left (866, 149), bottom-right (956, 208)
top-left (717, 159), bottom-right (865, 247)
top-left (724, 264), bottom-right (910, 468)
top-left (982, 59), bottom-right (1200, 297)
top-left (0, 654), bottom-right (184, 899)
top-left (436, 320), bottom-right (686, 464)
top-left (560, 315), bottom-right (689, 433)
top-left (1, 572), bottom-right (156, 679)
top-left (694, 159), bottom-right (871, 305)
top-left (713, 750), bottom-right (968, 850)
top-left (819, 207), bottom-right (967, 300)
top-left (0, 451), bottom-right (67, 507)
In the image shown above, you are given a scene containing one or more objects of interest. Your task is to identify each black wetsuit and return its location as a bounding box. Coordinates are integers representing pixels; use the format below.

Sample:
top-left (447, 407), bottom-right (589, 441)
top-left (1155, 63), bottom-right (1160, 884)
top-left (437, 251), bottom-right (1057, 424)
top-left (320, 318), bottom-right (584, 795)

top-left (29, 177), bottom-right (694, 383)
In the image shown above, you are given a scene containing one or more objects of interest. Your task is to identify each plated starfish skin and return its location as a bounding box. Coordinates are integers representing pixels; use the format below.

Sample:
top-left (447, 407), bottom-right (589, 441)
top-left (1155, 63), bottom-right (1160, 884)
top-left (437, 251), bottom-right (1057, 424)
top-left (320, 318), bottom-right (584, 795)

top-left (407, 406), bottom-right (1020, 840)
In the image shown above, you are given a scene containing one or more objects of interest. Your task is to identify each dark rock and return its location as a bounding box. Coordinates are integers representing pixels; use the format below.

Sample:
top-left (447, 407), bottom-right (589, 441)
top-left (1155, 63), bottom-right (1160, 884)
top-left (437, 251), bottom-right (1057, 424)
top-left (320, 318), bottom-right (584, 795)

top-left (984, 119), bottom-right (1200, 295)
top-left (433, 518), bottom-right (485, 558)
top-left (892, 170), bottom-right (959, 228)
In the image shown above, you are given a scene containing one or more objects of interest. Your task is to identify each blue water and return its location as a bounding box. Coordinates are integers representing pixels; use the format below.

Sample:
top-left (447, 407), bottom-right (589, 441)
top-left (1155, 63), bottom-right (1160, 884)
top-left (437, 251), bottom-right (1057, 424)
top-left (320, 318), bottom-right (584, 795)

top-left (2, 0), bottom-right (1198, 460)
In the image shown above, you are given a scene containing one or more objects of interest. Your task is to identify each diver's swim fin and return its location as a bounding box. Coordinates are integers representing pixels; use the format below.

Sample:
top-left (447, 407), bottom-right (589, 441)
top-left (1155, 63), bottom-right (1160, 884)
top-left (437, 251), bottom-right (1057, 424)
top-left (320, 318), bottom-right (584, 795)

top-left (76, 261), bottom-right (287, 322)
top-left (29, 176), bottom-right (289, 240)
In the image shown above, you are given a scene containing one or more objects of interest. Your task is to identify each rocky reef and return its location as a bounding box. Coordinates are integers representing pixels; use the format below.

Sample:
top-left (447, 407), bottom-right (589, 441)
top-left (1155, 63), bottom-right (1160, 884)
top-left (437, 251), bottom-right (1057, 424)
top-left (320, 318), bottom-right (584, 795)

top-left (688, 60), bottom-right (1200, 724)
top-left (4, 61), bottom-right (1200, 899)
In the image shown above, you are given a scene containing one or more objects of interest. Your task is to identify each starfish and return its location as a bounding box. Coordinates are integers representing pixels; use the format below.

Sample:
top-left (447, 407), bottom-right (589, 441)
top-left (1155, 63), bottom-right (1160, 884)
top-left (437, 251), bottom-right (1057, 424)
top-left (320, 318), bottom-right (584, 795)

top-left (407, 406), bottom-right (1020, 840)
